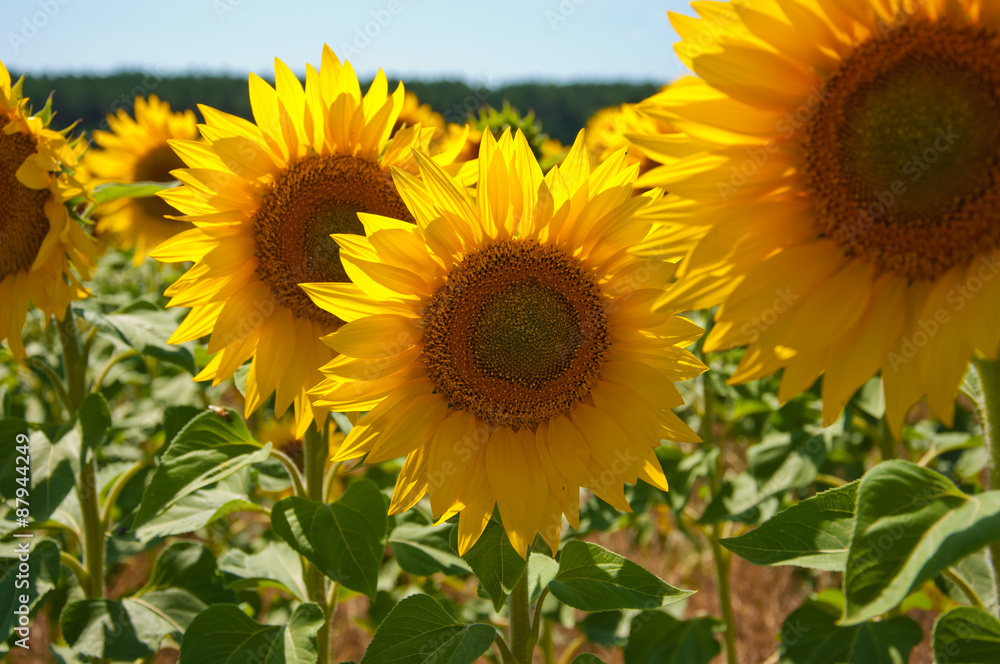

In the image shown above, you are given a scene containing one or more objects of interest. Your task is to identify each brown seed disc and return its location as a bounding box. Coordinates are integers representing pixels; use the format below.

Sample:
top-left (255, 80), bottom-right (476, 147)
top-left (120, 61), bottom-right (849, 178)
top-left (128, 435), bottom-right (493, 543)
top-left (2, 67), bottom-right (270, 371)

top-left (422, 239), bottom-right (610, 429)
top-left (0, 116), bottom-right (50, 281)
top-left (253, 153), bottom-right (412, 326)
top-left (804, 20), bottom-right (1000, 280)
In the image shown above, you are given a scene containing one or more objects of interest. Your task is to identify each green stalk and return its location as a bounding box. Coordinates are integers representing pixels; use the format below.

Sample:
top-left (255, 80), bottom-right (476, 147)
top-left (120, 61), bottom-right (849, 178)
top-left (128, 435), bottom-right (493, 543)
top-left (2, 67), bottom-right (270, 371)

top-left (59, 308), bottom-right (104, 600)
top-left (302, 420), bottom-right (331, 663)
top-left (971, 356), bottom-right (1000, 607)
top-left (508, 558), bottom-right (534, 664)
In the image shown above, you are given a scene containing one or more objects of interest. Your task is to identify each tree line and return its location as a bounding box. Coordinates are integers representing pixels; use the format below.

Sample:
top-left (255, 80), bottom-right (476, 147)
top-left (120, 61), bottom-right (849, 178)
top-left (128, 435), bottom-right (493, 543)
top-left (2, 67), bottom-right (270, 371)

top-left (14, 72), bottom-right (661, 144)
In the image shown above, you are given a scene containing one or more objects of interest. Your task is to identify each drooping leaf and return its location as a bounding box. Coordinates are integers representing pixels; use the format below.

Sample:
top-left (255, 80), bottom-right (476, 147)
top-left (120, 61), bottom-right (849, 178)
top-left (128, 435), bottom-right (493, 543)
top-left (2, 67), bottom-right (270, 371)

top-left (133, 408), bottom-right (270, 528)
top-left (179, 602), bottom-right (324, 664)
top-left (932, 607), bottom-right (1000, 663)
top-left (61, 589), bottom-right (206, 660)
top-left (549, 540), bottom-right (692, 612)
top-left (389, 522), bottom-right (470, 577)
top-left (79, 306), bottom-right (196, 374)
top-left (720, 482), bottom-right (857, 571)
top-left (780, 600), bottom-right (921, 664)
top-left (141, 540), bottom-right (236, 605)
top-left (218, 541), bottom-right (309, 601)
top-left (359, 593), bottom-right (495, 664)
top-left (271, 480), bottom-right (387, 598)
top-left (453, 518), bottom-right (526, 612)
top-left (844, 461), bottom-right (1000, 624)
top-left (624, 612), bottom-right (721, 664)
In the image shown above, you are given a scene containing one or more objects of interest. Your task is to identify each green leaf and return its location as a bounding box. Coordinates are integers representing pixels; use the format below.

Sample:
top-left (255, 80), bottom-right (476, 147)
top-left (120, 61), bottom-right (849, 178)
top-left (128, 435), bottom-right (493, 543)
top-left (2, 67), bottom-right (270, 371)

top-left (61, 589), bottom-right (206, 659)
top-left (844, 461), bottom-right (1000, 624)
top-left (0, 539), bottom-right (60, 643)
top-left (389, 522), bottom-right (470, 577)
top-left (271, 480), bottom-right (387, 599)
top-left (933, 607), bottom-right (1000, 663)
top-left (90, 180), bottom-right (180, 205)
top-left (748, 431), bottom-right (829, 497)
top-left (134, 480), bottom-right (264, 542)
top-left (624, 612), bottom-right (720, 664)
top-left (720, 482), bottom-right (857, 571)
top-left (79, 306), bottom-right (196, 374)
top-left (142, 540), bottom-right (236, 605)
top-left (779, 600), bottom-right (921, 664)
top-left (31, 428), bottom-right (81, 524)
top-left (943, 551), bottom-right (1000, 615)
top-left (179, 602), bottom-right (324, 664)
top-left (549, 540), bottom-right (692, 611)
top-left (77, 393), bottom-right (111, 460)
top-left (359, 593), bottom-right (495, 664)
top-left (454, 519), bottom-right (526, 612)
top-left (580, 611), bottom-right (628, 648)
top-left (218, 541), bottom-right (309, 601)
top-left (133, 409), bottom-right (270, 528)
top-left (0, 419), bottom-right (30, 503)
top-left (572, 656), bottom-right (608, 664)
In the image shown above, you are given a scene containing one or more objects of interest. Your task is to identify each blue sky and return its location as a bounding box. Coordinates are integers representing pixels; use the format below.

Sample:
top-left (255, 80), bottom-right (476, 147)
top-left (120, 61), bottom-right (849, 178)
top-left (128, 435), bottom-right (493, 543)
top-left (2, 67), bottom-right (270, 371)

top-left (1, 0), bottom-right (690, 84)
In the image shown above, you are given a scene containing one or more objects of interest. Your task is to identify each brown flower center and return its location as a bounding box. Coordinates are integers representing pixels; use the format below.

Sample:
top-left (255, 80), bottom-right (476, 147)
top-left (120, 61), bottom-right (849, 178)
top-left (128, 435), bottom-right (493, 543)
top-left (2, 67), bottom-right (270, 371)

top-left (253, 154), bottom-right (412, 326)
top-left (804, 20), bottom-right (1000, 280)
top-left (133, 142), bottom-right (186, 222)
top-left (0, 116), bottom-right (50, 281)
top-left (422, 239), bottom-right (610, 429)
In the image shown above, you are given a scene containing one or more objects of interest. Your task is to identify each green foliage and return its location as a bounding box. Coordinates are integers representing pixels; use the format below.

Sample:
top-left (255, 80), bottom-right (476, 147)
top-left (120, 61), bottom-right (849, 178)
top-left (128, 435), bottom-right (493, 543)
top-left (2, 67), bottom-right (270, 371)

top-left (623, 613), bottom-right (721, 664)
top-left (933, 607), bottom-right (1000, 663)
top-left (271, 480), bottom-right (388, 598)
top-left (179, 603), bottom-right (324, 664)
top-left (453, 518), bottom-right (525, 611)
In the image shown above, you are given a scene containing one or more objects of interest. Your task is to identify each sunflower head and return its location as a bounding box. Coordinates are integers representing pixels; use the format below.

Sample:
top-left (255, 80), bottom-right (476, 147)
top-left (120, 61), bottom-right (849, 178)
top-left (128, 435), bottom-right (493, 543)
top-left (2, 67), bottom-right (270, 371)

top-left (86, 95), bottom-right (198, 265)
top-left (304, 128), bottom-right (705, 556)
top-left (0, 60), bottom-right (95, 360)
top-left (639, 0), bottom-right (1000, 435)
top-left (150, 46), bottom-right (465, 437)
top-left (585, 101), bottom-right (672, 174)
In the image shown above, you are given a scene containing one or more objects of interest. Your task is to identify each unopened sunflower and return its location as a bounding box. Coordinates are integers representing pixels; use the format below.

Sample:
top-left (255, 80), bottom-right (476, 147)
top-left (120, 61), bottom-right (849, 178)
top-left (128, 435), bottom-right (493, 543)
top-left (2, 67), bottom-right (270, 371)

top-left (0, 61), bottom-right (94, 359)
top-left (149, 46), bottom-right (462, 436)
top-left (640, 0), bottom-right (1000, 434)
top-left (86, 95), bottom-right (198, 265)
top-left (303, 129), bottom-right (705, 556)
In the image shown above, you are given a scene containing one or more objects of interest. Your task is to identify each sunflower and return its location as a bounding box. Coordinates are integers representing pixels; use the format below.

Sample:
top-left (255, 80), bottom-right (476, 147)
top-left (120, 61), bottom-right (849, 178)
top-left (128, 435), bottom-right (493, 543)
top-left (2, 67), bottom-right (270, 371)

top-left (393, 90), bottom-right (445, 136)
top-left (303, 129), bottom-right (706, 556)
top-left (585, 101), bottom-right (672, 175)
top-left (0, 60), bottom-right (94, 360)
top-left (639, 0), bottom-right (1000, 435)
top-left (86, 95), bottom-right (198, 265)
top-left (149, 46), bottom-right (462, 436)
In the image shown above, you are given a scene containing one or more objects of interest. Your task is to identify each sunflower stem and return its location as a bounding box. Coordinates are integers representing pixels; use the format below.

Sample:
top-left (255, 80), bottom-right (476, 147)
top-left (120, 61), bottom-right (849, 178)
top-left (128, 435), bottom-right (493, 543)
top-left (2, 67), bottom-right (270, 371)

top-left (508, 556), bottom-right (534, 664)
top-left (971, 355), bottom-right (1000, 611)
top-left (303, 419), bottom-right (331, 662)
top-left (60, 308), bottom-right (104, 601)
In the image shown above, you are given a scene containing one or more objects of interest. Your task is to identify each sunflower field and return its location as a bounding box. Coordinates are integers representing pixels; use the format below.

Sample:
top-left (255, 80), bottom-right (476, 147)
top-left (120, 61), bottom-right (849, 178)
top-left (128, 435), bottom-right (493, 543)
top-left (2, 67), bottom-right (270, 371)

top-left (3, 1), bottom-right (1000, 663)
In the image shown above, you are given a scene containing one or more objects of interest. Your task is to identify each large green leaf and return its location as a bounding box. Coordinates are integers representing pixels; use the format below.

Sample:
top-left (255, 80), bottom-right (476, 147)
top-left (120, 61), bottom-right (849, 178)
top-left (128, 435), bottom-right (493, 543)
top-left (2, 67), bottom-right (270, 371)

top-left (389, 522), bottom-right (470, 577)
top-left (549, 540), bottom-right (692, 611)
top-left (141, 540), bottom-right (236, 605)
top-left (624, 612), bottom-right (720, 664)
top-left (31, 427), bottom-right (80, 525)
top-left (133, 408), bottom-right (270, 528)
top-left (359, 593), bottom-right (495, 664)
top-left (271, 480), bottom-right (387, 599)
top-left (134, 474), bottom-right (264, 542)
top-left (79, 305), bottom-right (196, 374)
top-left (780, 600), bottom-right (921, 664)
top-left (933, 607), bottom-right (1000, 663)
top-left (453, 519), bottom-right (526, 612)
top-left (61, 589), bottom-right (206, 659)
top-left (218, 541), bottom-right (309, 601)
top-left (0, 539), bottom-right (60, 643)
top-left (77, 393), bottom-right (111, 460)
top-left (844, 461), bottom-right (1000, 624)
top-left (720, 482), bottom-right (857, 571)
top-left (943, 551), bottom-right (1000, 616)
top-left (0, 419), bottom-right (30, 503)
top-left (179, 603), bottom-right (324, 664)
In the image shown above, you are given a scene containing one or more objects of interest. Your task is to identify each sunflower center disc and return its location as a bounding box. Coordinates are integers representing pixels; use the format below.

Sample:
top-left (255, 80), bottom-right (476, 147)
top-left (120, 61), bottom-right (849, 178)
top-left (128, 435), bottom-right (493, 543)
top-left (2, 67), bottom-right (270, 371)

top-left (804, 21), bottom-right (1000, 280)
top-left (253, 153), bottom-right (412, 326)
top-left (422, 239), bottom-right (610, 429)
top-left (134, 142), bottom-right (186, 221)
top-left (0, 117), bottom-right (50, 281)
